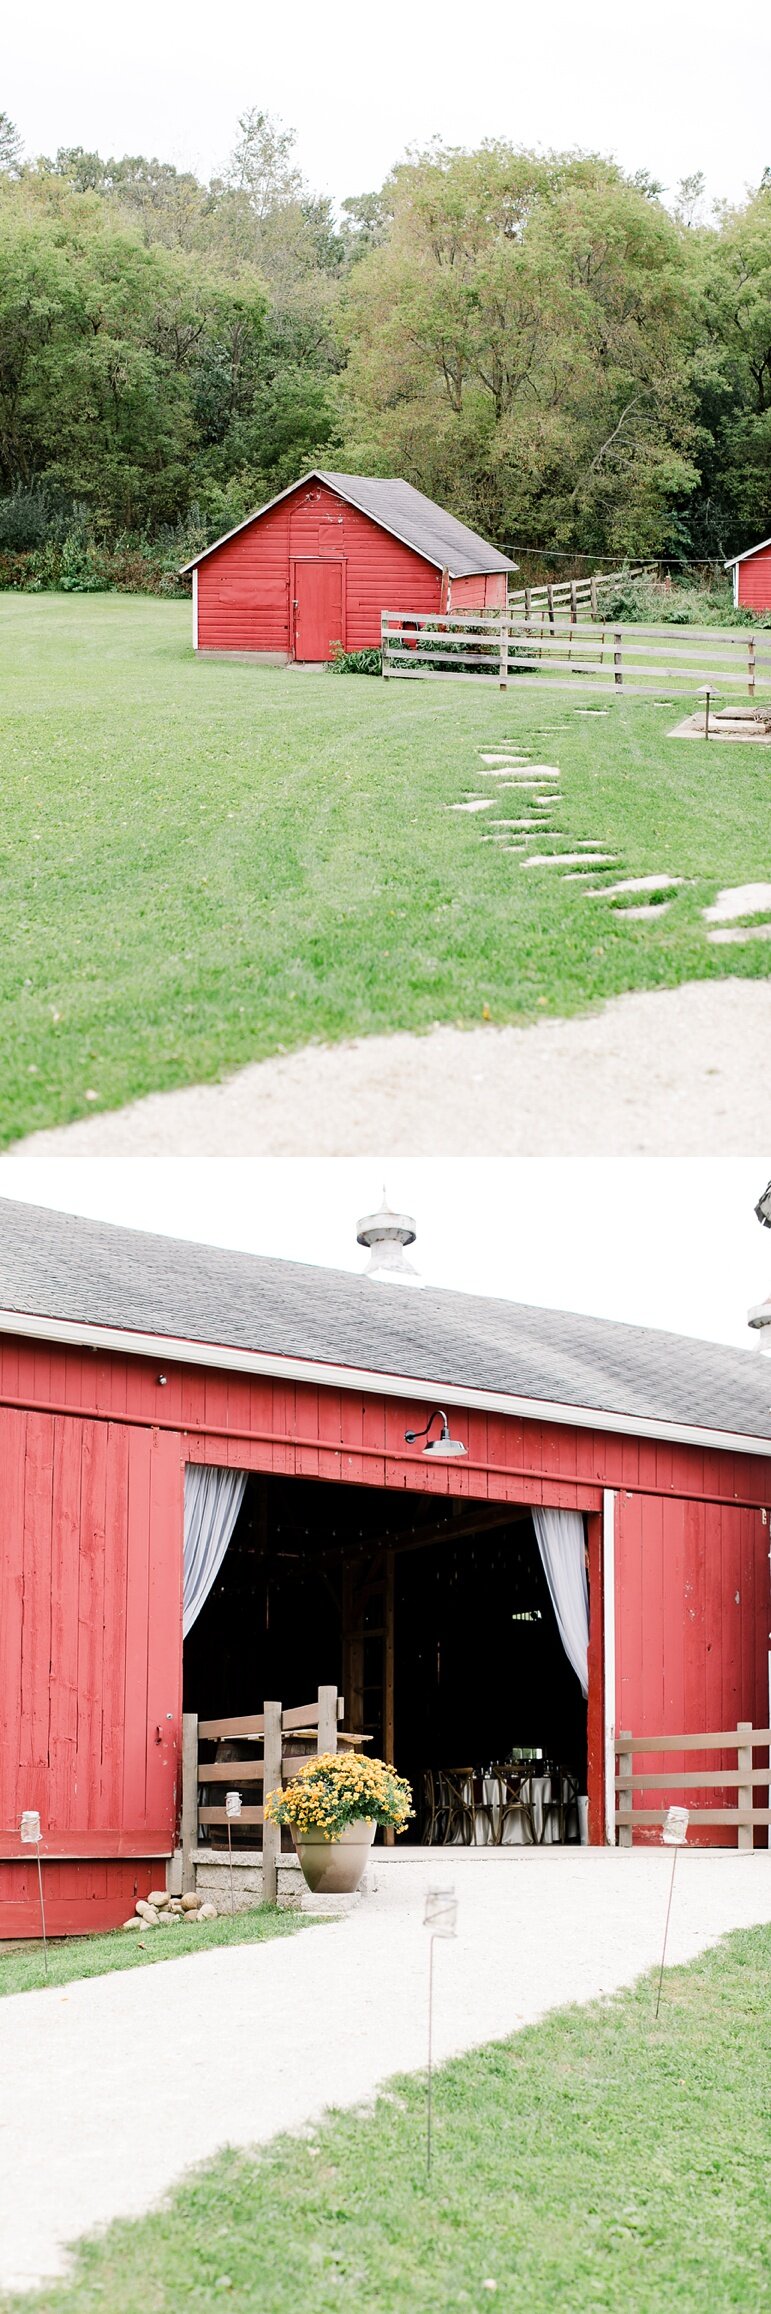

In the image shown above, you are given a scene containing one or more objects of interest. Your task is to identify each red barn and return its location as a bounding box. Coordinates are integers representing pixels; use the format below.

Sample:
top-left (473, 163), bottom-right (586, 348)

top-left (0, 1198), bottom-right (769, 1936)
top-left (181, 470), bottom-right (516, 661)
top-left (725, 535), bottom-right (771, 613)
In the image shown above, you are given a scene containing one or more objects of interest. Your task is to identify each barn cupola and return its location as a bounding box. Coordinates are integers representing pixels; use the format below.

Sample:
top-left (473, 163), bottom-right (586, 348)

top-left (356, 1189), bottom-right (422, 1288)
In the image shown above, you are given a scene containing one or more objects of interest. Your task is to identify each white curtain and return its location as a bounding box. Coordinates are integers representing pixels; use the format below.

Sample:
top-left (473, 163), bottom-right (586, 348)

top-left (183, 1465), bottom-right (247, 1638)
top-left (532, 1509), bottom-right (589, 1698)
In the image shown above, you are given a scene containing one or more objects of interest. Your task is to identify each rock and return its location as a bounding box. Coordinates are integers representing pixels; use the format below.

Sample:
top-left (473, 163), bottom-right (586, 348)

top-left (122, 1916), bottom-right (143, 1930)
top-left (136, 1900), bottom-right (160, 1925)
top-left (196, 1903), bottom-right (218, 1921)
top-left (147, 1889), bottom-right (170, 1910)
top-left (168, 1899), bottom-right (184, 1915)
top-left (156, 1909), bottom-right (178, 1924)
top-left (180, 1891), bottom-right (202, 1911)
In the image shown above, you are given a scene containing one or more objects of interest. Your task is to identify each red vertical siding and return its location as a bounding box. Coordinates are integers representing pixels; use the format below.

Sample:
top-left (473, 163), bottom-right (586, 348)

top-left (737, 547), bottom-right (771, 612)
top-left (196, 480), bottom-right (444, 655)
top-left (451, 573), bottom-right (507, 609)
top-left (0, 1411), bottom-right (183, 1935)
top-left (615, 1493), bottom-right (769, 1843)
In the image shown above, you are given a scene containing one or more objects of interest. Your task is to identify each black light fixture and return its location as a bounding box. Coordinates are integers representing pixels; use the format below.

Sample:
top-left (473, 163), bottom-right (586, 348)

top-left (754, 1181), bottom-right (771, 1229)
top-left (404, 1409), bottom-right (467, 1458)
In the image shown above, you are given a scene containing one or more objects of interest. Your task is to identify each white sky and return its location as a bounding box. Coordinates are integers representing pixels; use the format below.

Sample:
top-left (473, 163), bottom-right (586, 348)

top-left (0, 1159), bottom-right (769, 1354)
top-left (5, 0), bottom-right (771, 212)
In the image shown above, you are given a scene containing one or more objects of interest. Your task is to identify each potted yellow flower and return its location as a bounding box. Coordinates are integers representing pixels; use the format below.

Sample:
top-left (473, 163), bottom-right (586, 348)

top-left (265, 1752), bottom-right (413, 1894)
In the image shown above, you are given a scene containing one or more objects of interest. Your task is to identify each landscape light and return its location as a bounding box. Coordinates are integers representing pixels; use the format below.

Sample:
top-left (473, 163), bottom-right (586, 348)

top-left (424, 1885), bottom-right (458, 2174)
top-left (655, 1805), bottom-right (689, 2018)
top-left (404, 1410), bottom-right (467, 1457)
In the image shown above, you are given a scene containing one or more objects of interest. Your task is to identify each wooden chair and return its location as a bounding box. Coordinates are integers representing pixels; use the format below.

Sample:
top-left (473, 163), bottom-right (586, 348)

top-left (493, 1766), bottom-right (538, 1845)
top-left (542, 1766), bottom-right (580, 1843)
top-left (439, 1768), bottom-right (476, 1845)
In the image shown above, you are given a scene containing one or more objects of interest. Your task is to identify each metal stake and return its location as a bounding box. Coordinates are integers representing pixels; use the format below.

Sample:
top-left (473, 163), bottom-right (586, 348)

top-left (655, 1805), bottom-right (689, 2018)
top-left (654, 1845), bottom-right (679, 2018)
top-left (427, 1933), bottom-right (436, 2174)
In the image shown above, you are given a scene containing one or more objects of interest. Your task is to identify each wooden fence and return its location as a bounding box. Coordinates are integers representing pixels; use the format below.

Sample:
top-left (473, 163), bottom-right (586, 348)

top-left (508, 564), bottom-right (653, 620)
top-left (381, 609), bottom-right (771, 698)
top-left (614, 1725), bottom-right (771, 1849)
top-left (181, 1686), bottom-right (366, 1902)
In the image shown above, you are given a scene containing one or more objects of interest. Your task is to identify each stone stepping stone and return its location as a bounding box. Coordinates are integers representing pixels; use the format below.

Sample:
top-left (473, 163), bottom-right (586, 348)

top-left (449, 799), bottom-right (494, 812)
top-left (479, 752), bottom-right (529, 763)
top-left (584, 874), bottom-right (683, 900)
top-left (708, 923), bottom-right (771, 945)
top-left (703, 882), bottom-right (771, 923)
top-left (523, 851), bottom-right (618, 869)
top-left (620, 902), bottom-right (673, 919)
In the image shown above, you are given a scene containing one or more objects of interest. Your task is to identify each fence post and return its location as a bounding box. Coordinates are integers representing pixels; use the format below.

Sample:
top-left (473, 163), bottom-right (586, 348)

top-left (570, 579), bottom-right (578, 625)
top-left (181, 1711), bottom-right (199, 1895)
top-left (737, 1721), bottom-right (753, 1852)
top-left (498, 609), bottom-right (509, 690)
top-left (590, 576), bottom-right (598, 621)
top-left (524, 586), bottom-right (532, 621)
top-left (381, 613), bottom-right (389, 680)
top-left (317, 1684), bottom-right (339, 1756)
top-left (616, 1730), bottom-right (633, 1848)
top-left (262, 1699), bottom-right (282, 1905)
top-left (547, 582), bottom-right (555, 634)
top-left (613, 629), bottom-right (623, 689)
top-left (748, 637), bottom-right (756, 699)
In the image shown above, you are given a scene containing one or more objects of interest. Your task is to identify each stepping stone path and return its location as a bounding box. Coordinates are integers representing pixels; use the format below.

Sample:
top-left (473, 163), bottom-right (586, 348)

top-left (445, 751), bottom-right (770, 945)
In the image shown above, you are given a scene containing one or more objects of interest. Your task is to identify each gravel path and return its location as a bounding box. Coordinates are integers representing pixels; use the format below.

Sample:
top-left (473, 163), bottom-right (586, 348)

top-left (1, 1848), bottom-right (769, 2293)
top-left (10, 981), bottom-right (771, 1156)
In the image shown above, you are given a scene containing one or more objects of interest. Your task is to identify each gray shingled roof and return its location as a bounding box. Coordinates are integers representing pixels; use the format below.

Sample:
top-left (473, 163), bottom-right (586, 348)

top-left (181, 471), bottom-right (515, 579)
top-left (317, 473), bottom-right (515, 577)
top-left (1, 1198), bottom-right (769, 1445)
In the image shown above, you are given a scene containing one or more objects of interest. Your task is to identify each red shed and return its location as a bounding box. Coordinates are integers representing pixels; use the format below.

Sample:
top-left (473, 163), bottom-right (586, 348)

top-left (1, 1199), bottom-right (769, 1936)
top-left (725, 534), bottom-right (771, 613)
top-left (181, 470), bottom-right (516, 661)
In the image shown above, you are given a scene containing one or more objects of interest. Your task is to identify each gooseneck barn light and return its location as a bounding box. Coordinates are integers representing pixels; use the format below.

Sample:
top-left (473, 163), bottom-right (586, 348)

top-left (755, 1181), bottom-right (771, 1229)
top-left (404, 1409), bottom-right (467, 1457)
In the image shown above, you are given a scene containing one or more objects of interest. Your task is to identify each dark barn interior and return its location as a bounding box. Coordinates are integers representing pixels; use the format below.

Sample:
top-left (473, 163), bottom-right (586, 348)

top-left (183, 1472), bottom-right (587, 1838)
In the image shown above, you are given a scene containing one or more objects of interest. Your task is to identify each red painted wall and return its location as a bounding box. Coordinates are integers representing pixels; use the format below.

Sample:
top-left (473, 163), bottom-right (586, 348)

top-left (737, 547), bottom-right (771, 612)
top-left (0, 1330), bottom-right (768, 1927)
top-left (615, 1492), bottom-right (769, 1844)
top-left (0, 1404), bottom-right (183, 1935)
top-left (196, 479), bottom-right (443, 656)
top-left (451, 573), bottom-right (507, 610)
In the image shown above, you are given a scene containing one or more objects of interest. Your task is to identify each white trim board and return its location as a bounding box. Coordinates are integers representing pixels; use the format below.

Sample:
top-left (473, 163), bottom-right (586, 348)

top-left (0, 1307), bottom-right (769, 1459)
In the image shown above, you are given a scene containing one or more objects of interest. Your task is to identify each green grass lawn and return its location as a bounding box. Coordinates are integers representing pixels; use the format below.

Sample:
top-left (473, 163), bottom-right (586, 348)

top-left (1, 592), bottom-right (769, 1145)
top-left (0, 1904), bottom-right (307, 1998)
top-left (2, 1924), bottom-right (768, 2314)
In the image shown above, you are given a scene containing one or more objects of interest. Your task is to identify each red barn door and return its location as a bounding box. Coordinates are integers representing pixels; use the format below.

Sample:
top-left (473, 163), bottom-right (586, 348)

top-left (293, 560), bottom-right (345, 660)
top-left (614, 1491), bottom-right (769, 1844)
top-left (0, 1411), bottom-right (184, 1933)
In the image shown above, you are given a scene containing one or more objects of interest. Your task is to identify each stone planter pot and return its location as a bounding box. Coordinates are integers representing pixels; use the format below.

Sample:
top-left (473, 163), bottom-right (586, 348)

top-left (292, 1818), bottom-right (376, 1895)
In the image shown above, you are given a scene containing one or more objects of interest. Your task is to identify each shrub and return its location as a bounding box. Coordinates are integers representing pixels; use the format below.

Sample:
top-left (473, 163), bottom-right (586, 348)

top-left (328, 643), bottom-right (382, 675)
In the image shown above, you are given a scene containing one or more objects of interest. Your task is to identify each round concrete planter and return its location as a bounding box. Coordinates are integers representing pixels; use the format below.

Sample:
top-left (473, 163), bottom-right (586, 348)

top-left (293, 1818), bottom-right (376, 1894)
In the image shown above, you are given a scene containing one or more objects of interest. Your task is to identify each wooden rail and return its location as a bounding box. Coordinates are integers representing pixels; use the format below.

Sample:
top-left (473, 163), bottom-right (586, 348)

top-left (614, 1725), bottom-right (771, 1850)
top-left (508, 564), bottom-right (654, 620)
top-left (380, 609), bottom-right (771, 698)
top-left (181, 1686), bottom-right (368, 1901)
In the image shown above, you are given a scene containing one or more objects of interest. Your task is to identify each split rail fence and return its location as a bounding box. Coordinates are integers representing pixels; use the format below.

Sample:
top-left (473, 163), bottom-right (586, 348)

top-left (181, 1685), bottom-right (365, 1901)
top-left (614, 1724), bottom-right (771, 1849)
top-left (381, 609), bottom-right (771, 699)
top-left (507, 564), bottom-right (653, 620)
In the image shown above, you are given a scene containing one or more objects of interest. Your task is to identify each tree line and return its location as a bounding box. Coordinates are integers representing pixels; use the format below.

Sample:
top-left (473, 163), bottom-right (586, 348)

top-left (0, 107), bottom-right (769, 585)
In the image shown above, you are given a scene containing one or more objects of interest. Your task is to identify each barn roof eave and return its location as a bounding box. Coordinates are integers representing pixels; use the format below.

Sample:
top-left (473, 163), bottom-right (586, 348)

top-left (0, 1304), bottom-right (769, 1461)
top-left (179, 469), bottom-right (516, 579)
top-left (724, 534), bottom-right (771, 569)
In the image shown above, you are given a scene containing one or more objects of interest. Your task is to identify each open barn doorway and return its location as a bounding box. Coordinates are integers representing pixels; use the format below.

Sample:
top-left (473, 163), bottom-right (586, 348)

top-left (182, 1470), bottom-right (589, 1845)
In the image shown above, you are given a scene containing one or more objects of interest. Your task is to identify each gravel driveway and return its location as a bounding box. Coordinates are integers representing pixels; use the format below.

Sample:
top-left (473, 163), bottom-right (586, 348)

top-left (10, 981), bottom-right (771, 1156)
top-left (1, 1847), bottom-right (769, 2293)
